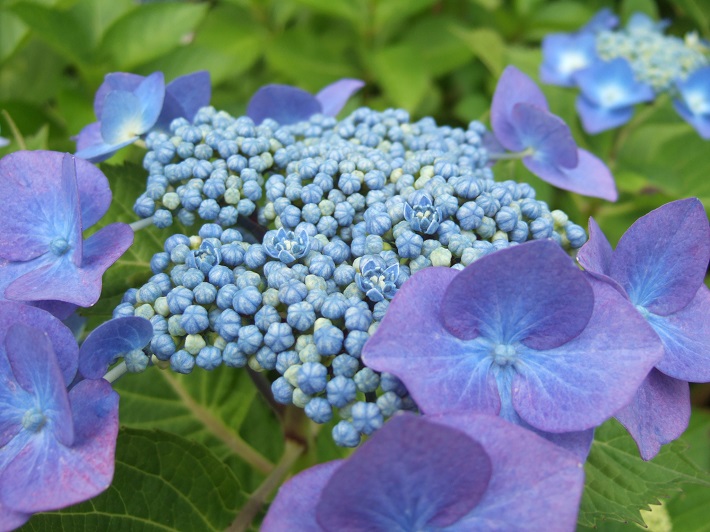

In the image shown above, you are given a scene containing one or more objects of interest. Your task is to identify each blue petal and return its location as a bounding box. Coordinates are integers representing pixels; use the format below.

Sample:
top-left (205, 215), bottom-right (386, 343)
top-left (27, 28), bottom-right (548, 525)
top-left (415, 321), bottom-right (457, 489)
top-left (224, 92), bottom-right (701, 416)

top-left (157, 70), bottom-right (211, 130)
top-left (576, 94), bottom-right (635, 134)
top-left (78, 317), bottom-right (153, 380)
top-left (512, 103), bottom-right (578, 169)
top-left (100, 90), bottom-right (146, 145)
top-left (574, 58), bottom-right (655, 110)
top-left (540, 33), bottom-right (598, 87)
top-left (246, 84), bottom-right (322, 126)
top-left (93, 72), bottom-right (144, 118)
top-left (315, 79), bottom-right (364, 117)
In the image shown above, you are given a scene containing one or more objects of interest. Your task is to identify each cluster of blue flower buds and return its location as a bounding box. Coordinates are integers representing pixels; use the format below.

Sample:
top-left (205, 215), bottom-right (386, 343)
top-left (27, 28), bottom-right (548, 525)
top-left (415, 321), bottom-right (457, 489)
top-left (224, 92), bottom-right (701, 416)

top-left (117, 104), bottom-right (586, 446)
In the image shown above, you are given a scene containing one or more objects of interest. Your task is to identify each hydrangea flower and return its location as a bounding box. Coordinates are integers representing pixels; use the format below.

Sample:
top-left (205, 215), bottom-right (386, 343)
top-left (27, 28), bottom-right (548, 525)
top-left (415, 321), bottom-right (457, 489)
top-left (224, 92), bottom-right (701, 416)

top-left (355, 254), bottom-right (399, 303)
top-left (403, 192), bottom-right (442, 234)
top-left (490, 66), bottom-right (618, 201)
top-left (574, 58), bottom-right (655, 133)
top-left (246, 79), bottom-right (364, 125)
top-left (0, 302), bottom-right (151, 529)
top-left (362, 240), bottom-right (663, 458)
top-left (578, 198), bottom-right (710, 459)
top-left (540, 32), bottom-right (599, 87)
top-left (75, 71), bottom-right (211, 162)
top-left (262, 412), bottom-right (584, 531)
top-left (263, 227), bottom-right (310, 264)
top-left (672, 66), bottom-right (710, 139)
top-left (0, 151), bottom-right (133, 310)
top-left (75, 72), bottom-right (165, 162)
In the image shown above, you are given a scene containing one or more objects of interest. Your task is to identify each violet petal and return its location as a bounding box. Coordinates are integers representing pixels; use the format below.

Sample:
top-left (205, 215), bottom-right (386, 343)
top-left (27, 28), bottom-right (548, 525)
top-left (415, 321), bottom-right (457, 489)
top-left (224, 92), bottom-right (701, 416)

top-left (615, 369), bottom-right (690, 461)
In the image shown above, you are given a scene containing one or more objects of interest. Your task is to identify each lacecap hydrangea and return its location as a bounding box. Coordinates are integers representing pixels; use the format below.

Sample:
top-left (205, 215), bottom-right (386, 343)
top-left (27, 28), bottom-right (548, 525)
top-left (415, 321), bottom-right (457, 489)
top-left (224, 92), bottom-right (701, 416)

top-left (115, 103), bottom-right (588, 447)
top-left (541, 10), bottom-right (710, 136)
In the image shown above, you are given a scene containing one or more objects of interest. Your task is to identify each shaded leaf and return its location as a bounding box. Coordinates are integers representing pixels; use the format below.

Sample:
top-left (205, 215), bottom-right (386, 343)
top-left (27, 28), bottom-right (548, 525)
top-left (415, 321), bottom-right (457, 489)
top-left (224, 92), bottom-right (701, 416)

top-left (23, 428), bottom-right (245, 531)
top-left (100, 2), bottom-right (209, 70)
top-left (401, 17), bottom-right (472, 78)
top-left (0, 9), bottom-right (28, 64)
top-left (578, 418), bottom-right (710, 527)
top-left (456, 27), bottom-right (505, 77)
top-left (371, 44), bottom-right (431, 111)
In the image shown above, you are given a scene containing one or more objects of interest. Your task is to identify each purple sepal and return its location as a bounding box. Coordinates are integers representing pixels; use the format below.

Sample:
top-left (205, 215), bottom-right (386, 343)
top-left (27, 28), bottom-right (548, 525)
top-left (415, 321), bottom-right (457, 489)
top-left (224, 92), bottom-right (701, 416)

top-left (432, 413), bottom-right (585, 531)
top-left (157, 71), bottom-right (211, 130)
top-left (0, 504), bottom-right (30, 531)
top-left (6, 223), bottom-right (134, 307)
top-left (0, 301), bottom-right (78, 388)
top-left (524, 148), bottom-right (618, 201)
top-left (610, 198), bottom-right (710, 316)
top-left (79, 316), bottom-right (153, 380)
top-left (74, 122), bottom-right (103, 153)
top-left (540, 32), bottom-right (598, 87)
top-left (615, 369), bottom-right (690, 461)
top-left (490, 66), bottom-right (549, 152)
top-left (512, 103), bottom-right (578, 169)
top-left (514, 276), bottom-right (663, 433)
top-left (315, 78), bottom-right (364, 117)
top-left (261, 462), bottom-right (341, 531)
top-left (93, 72), bottom-right (144, 118)
top-left (577, 217), bottom-right (613, 276)
top-left (362, 267), bottom-right (502, 417)
top-left (576, 95), bottom-right (635, 134)
top-left (31, 300), bottom-right (79, 320)
top-left (0, 379), bottom-right (118, 514)
top-left (317, 415), bottom-right (490, 530)
top-left (247, 84), bottom-right (322, 126)
top-left (442, 240), bottom-right (593, 350)
top-left (647, 286), bottom-right (710, 382)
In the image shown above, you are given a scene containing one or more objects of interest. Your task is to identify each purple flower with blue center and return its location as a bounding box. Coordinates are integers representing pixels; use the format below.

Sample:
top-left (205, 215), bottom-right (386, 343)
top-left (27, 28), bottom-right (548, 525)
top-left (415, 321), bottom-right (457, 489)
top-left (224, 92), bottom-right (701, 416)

top-left (355, 254), bottom-right (399, 303)
top-left (75, 71), bottom-right (211, 162)
top-left (263, 227), bottom-right (311, 264)
top-left (490, 66), bottom-right (618, 201)
top-left (574, 58), bottom-right (655, 133)
top-left (403, 192), bottom-right (442, 235)
top-left (0, 151), bottom-right (133, 312)
top-left (246, 79), bottom-right (365, 125)
top-left (262, 412), bottom-right (585, 531)
top-left (672, 66), bottom-right (710, 139)
top-left (0, 301), bottom-right (151, 528)
top-left (362, 240), bottom-right (663, 459)
top-left (75, 72), bottom-right (166, 162)
top-left (578, 198), bottom-right (710, 460)
top-left (540, 32), bottom-right (599, 87)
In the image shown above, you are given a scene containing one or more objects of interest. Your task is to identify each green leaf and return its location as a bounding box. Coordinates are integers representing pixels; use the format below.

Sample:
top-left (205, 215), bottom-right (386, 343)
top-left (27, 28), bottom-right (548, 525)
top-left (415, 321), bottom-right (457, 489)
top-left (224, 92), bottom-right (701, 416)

top-left (292, 0), bottom-right (366, 27)
top-left (371, 44), bottom-right (432, 111)
top-left (373, 0), bottom-right (437, 32)
top-left (672, 0), bottom-right (710, 35)
top-left (99, 2), bottom-right (209, 70)
top-left (0, 9), bottom-right (28, 64)
top-left (455, 27), bottom-right (505, 77)
top-left (621, 0), bottom-right (658, 22)
top-left (23, 428), bottom-right (244, 531)
top-left (11, 1), bottom-right (93, 64)
top-left (526, 1), bottom-right (597, 38)
top-left (265, 27), bottom-right (357, 92)
top-left (578, 418), bottom-right (710, 528)
top-left (400, 17), bottom-right (472, 78)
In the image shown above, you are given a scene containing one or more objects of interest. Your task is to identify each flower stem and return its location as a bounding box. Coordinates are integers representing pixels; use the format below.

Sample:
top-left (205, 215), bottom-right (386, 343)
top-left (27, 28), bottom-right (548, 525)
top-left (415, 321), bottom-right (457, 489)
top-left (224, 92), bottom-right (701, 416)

top-left (226, 438), bottom-right (305, 532)
top-left (129, 217), bottom-right (154, 232)
top-left (103, 361), bottom-right (128, 383)
top-left (487, 147), bottom-right (534, 161)
top-left (1, 110), bottom-right (27, 150)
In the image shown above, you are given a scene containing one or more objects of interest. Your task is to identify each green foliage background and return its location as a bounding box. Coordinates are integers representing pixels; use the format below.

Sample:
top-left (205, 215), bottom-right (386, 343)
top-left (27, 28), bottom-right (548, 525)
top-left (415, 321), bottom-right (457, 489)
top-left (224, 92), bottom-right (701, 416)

top-left (2, 0), bottom-right (710, 530)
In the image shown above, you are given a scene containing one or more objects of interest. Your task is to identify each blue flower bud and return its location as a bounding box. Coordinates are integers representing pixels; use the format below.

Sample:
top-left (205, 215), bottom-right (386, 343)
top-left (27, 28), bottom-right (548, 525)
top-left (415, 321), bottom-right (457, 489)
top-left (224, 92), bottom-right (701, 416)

top-left (376, 391), bottom-right (403, 417)
top-left (321, 293), bottom-right (349, 320)
top-left (332, 354), bottom-right (360, 378)
top-left (305, 397), bottom-right (333, 424)
top-left (223, 342), bottom-right (247, 368)
top-left (297, 362), bottom-right (328, 395)
top-left (276, 350), bottom-right (300, 375)
top-left (171, 350), bottom-right (195, 374)
top-left (565, 222), bottom-right (587, 248)
top-left (326, 375), bottom-right (358, 408)
top-left (237, 324), bottom-right (263, 355)
top-left (124, 349), bottom-right (150, 373)
top-left (153, 209), bottom-right (173, 228)
top-left (233, 285), bottom-right (262, 315)
top-left (254, 304), bottom-right (281, 332)
top-left (332, 420), bottom-right (360, 447)
top-left (344, 306), bottom-right (372, 332)
top-left (356, 255), bottom-right (399, 302)
top-left (271, 377), bottom-right (294, 404)
top-left (530, 217), bottom-right (554, 239)
top-left (354, 367), bottom-right (380, 392)
top-left (193, 282), bottom-right (217, 305)
top-left (196, 346), bottom-right (222, 370)
top-left (264, 322), bottom-right (295, 353)
top-left (314, 324), bottom-right (344, 356)
top-left (181, 305), bottom-right (210, 334)
top-left (255, 346), bottom-right (277, 370)
top-left (167, 286), bottom-right (194, 314)
top-left (287, 301), bottom-right (316, 331)
top-left (151, 334), bottom-right (176, 360)
top-left (351, 401), bottom-right (383, 435)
